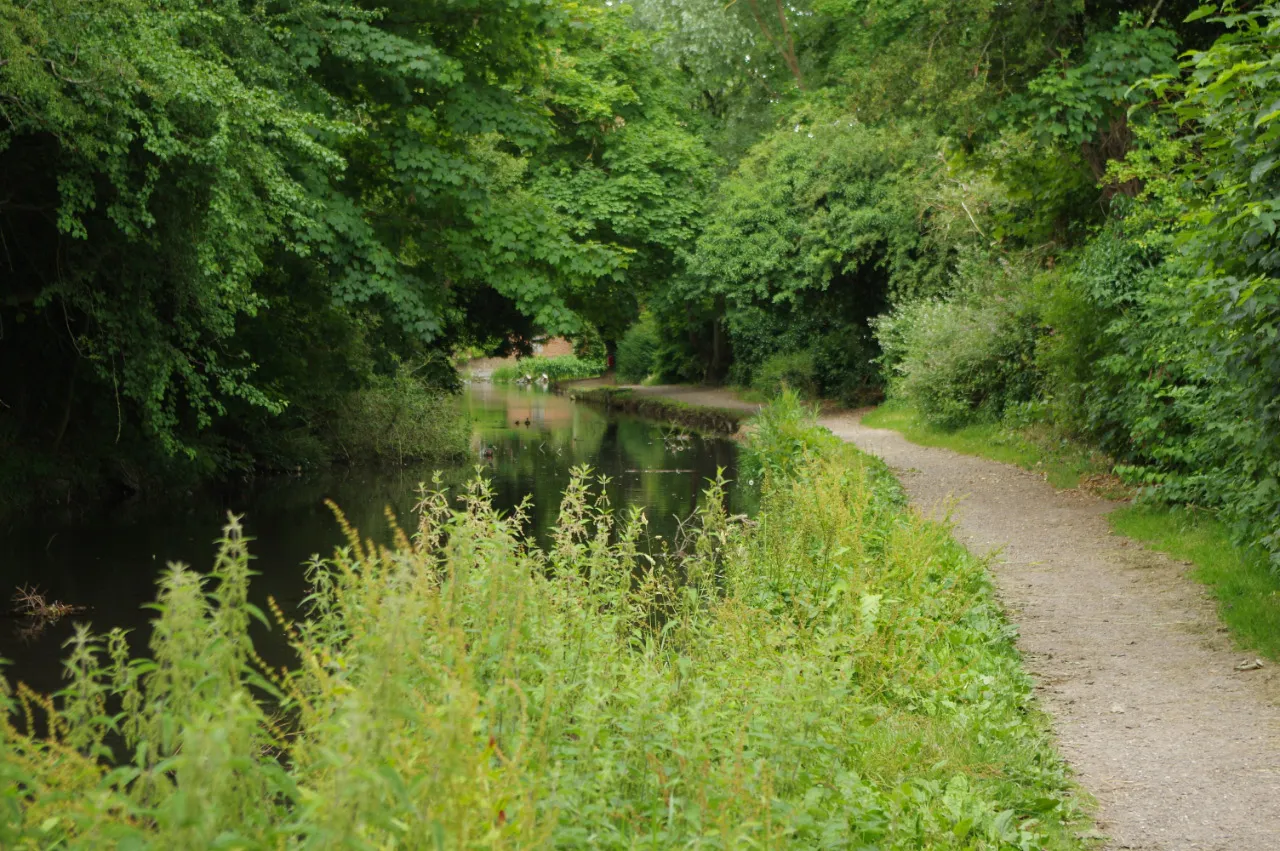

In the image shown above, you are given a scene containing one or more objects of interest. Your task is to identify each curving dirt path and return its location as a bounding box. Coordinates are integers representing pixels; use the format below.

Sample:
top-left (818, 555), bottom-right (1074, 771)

top-left (624, 386), bottom-right (1280, 850)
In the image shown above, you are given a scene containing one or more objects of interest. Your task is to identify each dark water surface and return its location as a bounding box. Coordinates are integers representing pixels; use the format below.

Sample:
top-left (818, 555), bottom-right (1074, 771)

top-left (0, 384), bottom-right (746, 695)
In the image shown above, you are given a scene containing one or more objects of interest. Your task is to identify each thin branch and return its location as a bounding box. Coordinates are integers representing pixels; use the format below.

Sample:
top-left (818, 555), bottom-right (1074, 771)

top-left (1146, 0), bottom-right (1166, 29)
top-left (772, 0), bottom-right (804, 88)
top-left (731, 0), bottom-right (804, 88)
top-left (960, 200), bottom-right (986, 239)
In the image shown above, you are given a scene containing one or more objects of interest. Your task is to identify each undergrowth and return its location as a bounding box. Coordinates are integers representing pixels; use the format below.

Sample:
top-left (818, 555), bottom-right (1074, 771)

top-left (740, 388), bottom-right (839, 484)
top-left (329, 372), bottom-right (470, 465)
top-left (0, 400), bottom-right (1086, 848)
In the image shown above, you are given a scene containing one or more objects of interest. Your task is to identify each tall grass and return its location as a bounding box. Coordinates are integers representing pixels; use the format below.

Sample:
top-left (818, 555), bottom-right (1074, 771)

top-left (1, 402), bottom-right (1085, 848)
top-left (489, 355), bottom-right (605, 384)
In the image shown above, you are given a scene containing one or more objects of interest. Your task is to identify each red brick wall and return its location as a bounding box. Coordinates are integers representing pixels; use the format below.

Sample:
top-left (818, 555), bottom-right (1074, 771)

top-left (535, 337), bottom-right (574, 357)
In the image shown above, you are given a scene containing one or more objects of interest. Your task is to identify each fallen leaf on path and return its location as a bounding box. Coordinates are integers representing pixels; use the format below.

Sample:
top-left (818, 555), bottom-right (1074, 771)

top-left (1234, 658), bottom-right (1264, 672)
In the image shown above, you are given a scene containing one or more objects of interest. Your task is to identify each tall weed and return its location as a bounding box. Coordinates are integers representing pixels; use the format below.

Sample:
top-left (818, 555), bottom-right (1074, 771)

top-left (739, 388), bottom-right (839, 485)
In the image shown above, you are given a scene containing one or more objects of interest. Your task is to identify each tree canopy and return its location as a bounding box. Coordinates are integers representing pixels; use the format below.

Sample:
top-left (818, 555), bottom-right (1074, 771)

top-left (7, 0), bottom-right (1280, 564)
top-left (0, 0), bottom-right (711, 499)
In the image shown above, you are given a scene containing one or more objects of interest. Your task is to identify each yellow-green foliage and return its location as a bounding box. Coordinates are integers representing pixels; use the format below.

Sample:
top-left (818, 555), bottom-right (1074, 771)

top-left (1, 416), bottom-right (1084, 848)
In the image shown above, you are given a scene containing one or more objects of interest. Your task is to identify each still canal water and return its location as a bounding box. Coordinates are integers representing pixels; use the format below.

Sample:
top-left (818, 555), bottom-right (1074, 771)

top-left (0, 384), bottom-right (747, 694)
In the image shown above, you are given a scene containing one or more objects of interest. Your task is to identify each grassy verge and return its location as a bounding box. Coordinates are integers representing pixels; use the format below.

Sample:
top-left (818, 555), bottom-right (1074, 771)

top-left (862, 402), bottom-right (1112, 490)
top-left (1110, 505), bottom-right (1280, 660)
top-left (490, 355), bottom-right (604, 384)
top-left (2, 399), bottom-right (1089, 848)
top-left (864, 401), bottom-right (1280, 661)
top-left (568, 386), bottom-right (749, 436)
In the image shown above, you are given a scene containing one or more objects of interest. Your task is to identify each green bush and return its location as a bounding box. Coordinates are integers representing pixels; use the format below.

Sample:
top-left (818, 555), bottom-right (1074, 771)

top-left (1036, 220), bottom-right (1277, 555)
top-left (751, 349), bottom-right (819, 399)
top-left (615, 318), bottom-right (661, 383)
top-left (813, 326), bottom-right (883, 406)
top-left (489, 355), bottom-right (605, 384)
top-left (2, 415), bottom-right (1084, 848)
top-left (572, 325), bottom-right (608, 362)
top-left (329, 371), bottom-right (470, 463)
top-left (874, 256), bottom-right (1043, 430)
top-left (727, 306), bottom-right (884, 404)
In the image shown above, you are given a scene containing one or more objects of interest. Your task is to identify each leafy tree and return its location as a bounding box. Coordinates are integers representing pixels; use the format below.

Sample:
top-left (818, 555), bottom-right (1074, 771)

top-left (0, 0), bottom-right (717, 504)
top-left (1143, 1), bottom-right (1280, 556)
top-left (1, 0), bottom-right (339, 458)
top-left (532, 3), bottom-right (717, 340)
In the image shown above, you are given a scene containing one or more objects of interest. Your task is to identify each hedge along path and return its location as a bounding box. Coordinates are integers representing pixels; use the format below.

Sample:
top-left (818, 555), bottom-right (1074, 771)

top-left (621, 385), bottom-right (1280, 851)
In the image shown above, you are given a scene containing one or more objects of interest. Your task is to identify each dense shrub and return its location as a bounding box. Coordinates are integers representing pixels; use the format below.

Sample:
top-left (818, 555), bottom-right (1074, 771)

top-left (329, 372), bottom-right (470, 464)
top-left (751, 350), bottom-right (819, 399)
top-left (615, 318), bottom-right (661, 383)
top-left (812, 327), bottom-right (883, 405)
top-left (1037, 220), bottom-right (1280, 560)
top-left (875, 256), bottom-right (1043, 429)
top-left (572, 325), bottom-right (609, 362)
top-left (489, 355), bottom-right (606, 384)
top-left (725, 305), bottom-right (816, 388)
top-left (729, 305), bottom-right (883, 404)
top-left (1, 404), bottom-right (1084, 848)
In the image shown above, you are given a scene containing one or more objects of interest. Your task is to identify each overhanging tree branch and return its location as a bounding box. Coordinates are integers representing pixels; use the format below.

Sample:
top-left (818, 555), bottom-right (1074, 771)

top-left (727, 0), bottom-right (805, 89)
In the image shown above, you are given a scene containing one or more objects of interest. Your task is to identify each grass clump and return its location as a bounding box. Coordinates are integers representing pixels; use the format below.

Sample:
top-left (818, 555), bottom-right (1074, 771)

top-left (489, 355), bottom-right (604, 384)
top-left (1, 399), bottom-right (1086, 848)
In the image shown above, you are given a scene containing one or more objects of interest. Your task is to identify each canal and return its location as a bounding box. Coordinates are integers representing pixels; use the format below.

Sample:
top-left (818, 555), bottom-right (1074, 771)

top-left (0, 383), bottom-right (748, 694)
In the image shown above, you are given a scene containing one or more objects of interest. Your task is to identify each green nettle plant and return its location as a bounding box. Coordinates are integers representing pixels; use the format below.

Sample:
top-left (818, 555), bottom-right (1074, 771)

top-left (1, 402), bottom-right (1086, 848)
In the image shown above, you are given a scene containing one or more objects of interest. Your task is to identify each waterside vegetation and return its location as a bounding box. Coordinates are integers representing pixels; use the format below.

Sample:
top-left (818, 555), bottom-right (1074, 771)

top-left (0, 399), bottom-right (1088, 848)
top-left (488, 356), bottom-right (607, 385)
top-left (12, 0), bottom-right (1280, 570)
top-left (1, 0), bottom-right (707, 513)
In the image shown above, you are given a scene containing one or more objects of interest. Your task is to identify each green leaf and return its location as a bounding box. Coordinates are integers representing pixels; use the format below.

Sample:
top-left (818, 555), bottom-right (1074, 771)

top-left (1184, 5), bottom-right (1219, 23)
